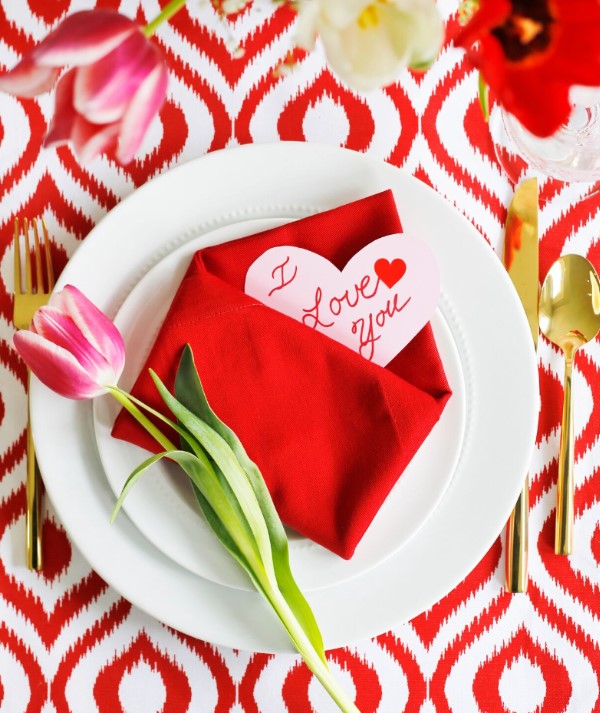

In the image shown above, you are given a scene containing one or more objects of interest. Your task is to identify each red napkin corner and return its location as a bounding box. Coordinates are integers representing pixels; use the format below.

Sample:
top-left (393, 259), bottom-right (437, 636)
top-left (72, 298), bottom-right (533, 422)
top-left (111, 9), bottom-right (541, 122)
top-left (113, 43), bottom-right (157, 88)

top-left (112, 190), bottom-right (452, 559)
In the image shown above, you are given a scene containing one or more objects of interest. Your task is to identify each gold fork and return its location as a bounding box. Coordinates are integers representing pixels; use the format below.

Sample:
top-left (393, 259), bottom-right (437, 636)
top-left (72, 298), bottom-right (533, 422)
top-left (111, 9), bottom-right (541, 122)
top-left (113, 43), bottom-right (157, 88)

top-left (13, 218), bottom-right (55, 570)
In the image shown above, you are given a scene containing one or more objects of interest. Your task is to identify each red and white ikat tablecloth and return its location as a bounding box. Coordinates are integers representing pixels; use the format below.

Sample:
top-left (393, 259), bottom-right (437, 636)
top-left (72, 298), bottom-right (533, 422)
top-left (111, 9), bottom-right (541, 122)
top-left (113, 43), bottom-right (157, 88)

top-left (2, 1), bottom-right (600, 711)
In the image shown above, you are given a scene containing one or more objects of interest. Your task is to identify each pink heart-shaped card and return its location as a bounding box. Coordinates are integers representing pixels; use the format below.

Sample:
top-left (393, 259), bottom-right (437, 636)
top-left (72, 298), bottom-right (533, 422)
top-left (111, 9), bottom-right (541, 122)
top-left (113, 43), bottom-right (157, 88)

top-left (245, 234), bottom-right (440, 366)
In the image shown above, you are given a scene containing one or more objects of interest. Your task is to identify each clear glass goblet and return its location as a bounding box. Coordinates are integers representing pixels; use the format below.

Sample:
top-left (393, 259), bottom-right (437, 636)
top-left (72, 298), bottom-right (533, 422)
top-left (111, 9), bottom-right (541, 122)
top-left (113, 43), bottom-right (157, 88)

top-left (491, 95), bottom-right (600, 195)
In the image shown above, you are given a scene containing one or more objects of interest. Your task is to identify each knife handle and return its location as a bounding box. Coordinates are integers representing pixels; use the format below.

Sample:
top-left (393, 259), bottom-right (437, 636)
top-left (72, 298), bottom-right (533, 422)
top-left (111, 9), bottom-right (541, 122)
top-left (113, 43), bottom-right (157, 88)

top-left (505, 478), bottom-right (529, 592)
top-left (555, 357), bottom-right (575, 555)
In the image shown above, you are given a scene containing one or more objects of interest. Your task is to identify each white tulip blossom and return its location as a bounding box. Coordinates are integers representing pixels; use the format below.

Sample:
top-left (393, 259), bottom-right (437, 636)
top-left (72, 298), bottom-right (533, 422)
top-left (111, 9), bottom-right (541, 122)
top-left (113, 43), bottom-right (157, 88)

top-left (296, 0), bottom-right (444, 91)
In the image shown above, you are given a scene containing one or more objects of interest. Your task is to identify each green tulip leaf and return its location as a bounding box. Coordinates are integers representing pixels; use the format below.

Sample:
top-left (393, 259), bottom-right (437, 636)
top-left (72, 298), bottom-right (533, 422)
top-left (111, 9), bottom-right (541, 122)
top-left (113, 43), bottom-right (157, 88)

top-left (171, 345), bottom-right (326, 661)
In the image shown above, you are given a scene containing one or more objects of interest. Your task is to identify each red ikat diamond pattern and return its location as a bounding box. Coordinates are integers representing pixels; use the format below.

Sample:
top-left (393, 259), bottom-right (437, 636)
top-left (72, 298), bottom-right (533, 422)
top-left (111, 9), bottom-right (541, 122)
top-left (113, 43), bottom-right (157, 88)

top-left (1, 0), bottom-right (600, 711)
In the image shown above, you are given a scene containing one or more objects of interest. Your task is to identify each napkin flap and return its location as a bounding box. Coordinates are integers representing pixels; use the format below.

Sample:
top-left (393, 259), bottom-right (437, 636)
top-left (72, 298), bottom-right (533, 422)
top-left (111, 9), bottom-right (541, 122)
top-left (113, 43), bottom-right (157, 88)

top-left (112, 190), bottom-right (452, 559)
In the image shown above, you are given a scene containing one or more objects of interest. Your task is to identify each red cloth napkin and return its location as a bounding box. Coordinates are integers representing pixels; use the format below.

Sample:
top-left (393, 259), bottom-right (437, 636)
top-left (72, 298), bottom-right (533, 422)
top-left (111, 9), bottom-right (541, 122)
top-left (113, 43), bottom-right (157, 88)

top-left (112, 190), bottom-right (451, 559)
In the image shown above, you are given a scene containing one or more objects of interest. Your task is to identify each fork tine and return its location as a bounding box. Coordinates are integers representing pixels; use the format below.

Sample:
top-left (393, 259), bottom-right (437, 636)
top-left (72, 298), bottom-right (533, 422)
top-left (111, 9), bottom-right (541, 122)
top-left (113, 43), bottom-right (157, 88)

top-left (41, 218), bottom-right (54, 291)
top-left (13, 218), bottom-right (21, 295)
top-left (32, 219), bottom-right (44, 294)
top-left (23, 218), bottom-right (32, 294)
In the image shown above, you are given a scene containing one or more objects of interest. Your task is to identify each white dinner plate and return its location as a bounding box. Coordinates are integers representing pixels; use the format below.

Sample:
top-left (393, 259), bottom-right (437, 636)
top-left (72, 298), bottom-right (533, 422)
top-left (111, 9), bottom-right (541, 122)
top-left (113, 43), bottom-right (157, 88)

top-left (92, 219), bottom-right (465, 592)
top-left (31, 143), bottom-right (538, 653)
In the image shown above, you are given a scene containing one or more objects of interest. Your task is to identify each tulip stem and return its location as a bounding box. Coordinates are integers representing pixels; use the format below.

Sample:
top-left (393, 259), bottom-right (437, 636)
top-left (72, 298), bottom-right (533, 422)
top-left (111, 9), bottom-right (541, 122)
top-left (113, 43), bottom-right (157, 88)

top-left (143, 0), bottom-right (188, 37)
top-left (478, 72), bottom-right (490, 123)
top-left (107, 386), bottom-right (177, 452)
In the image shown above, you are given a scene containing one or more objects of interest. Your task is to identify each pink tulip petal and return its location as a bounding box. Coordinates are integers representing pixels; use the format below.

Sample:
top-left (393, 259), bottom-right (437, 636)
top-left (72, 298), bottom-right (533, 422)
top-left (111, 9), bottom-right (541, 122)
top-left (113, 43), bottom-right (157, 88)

top-left (117, 54), bottom-right (168, 164)
top-left (43, 72), bottom-right (120, 158)
top-left (59, 285), bottom-right (125, 376)
top-left (0, 57), bottom-right (60, 97)
top-left (43, 69), bottom-right (77, 146)
top-left (32, 306), bottom-right (117, 386)
top-left (33, 10), bottom-right (137, 68)
top-left (73, 32), bottom-right (158, 124)
top-left (71, 116), bottom-right (120, 162)
top-left (13, 329), bottom-right (108, 399)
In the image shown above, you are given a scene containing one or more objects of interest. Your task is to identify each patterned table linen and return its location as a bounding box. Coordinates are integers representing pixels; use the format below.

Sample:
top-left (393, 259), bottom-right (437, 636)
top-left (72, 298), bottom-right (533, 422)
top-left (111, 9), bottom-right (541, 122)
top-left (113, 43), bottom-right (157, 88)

top-left (1, 1), bottom-right (600, 711)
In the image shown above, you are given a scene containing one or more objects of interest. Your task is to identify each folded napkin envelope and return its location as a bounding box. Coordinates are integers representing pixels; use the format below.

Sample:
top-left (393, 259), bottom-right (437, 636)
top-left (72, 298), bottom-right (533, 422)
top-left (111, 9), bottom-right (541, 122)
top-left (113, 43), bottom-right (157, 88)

top-left (112, 190), bottom-right (452, 559)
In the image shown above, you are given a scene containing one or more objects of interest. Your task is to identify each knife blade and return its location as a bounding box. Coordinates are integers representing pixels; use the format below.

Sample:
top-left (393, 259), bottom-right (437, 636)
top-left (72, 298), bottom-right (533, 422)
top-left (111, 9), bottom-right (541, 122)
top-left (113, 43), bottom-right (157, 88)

top-left (504, 177), bottom-right (539, 593)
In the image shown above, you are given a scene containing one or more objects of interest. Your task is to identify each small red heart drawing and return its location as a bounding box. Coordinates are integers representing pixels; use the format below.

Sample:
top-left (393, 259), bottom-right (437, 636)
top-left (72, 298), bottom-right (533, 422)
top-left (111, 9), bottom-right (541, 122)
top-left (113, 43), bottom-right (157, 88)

top-left (374, 258), bottom-right (407, 288)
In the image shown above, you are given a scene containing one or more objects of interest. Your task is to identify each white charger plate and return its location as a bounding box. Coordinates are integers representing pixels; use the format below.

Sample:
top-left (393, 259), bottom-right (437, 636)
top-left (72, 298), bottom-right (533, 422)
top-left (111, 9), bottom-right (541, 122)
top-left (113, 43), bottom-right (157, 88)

top-left (31, 143), bottom-right (538, 653)
top-left (92, 219), bottom-right (465, 592)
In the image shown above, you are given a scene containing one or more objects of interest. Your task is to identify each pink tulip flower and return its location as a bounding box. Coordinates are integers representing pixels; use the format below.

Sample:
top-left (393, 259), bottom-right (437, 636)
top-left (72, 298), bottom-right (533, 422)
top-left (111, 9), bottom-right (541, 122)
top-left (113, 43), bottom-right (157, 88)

top-left (0, 10), bottom-right (168, 163)
top-left (13, 285), bottom-right (125, 399)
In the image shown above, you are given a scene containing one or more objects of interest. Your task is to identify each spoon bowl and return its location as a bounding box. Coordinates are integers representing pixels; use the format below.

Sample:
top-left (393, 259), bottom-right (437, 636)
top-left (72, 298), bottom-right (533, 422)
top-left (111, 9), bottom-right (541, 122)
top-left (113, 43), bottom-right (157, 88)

top-left (539, 254), bottom-right (600, 555)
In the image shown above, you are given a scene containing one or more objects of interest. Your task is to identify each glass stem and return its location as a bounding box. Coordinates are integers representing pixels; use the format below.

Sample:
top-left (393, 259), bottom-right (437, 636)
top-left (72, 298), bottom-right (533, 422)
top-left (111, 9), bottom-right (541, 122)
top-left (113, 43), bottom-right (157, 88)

top-left (143, 0), bottom-right (188, 37)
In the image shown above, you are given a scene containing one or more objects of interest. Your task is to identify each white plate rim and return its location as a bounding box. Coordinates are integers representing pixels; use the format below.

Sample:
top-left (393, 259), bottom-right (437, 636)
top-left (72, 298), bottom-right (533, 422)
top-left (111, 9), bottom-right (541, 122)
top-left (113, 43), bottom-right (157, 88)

top-left (30, 142), bottom-right (539, 653)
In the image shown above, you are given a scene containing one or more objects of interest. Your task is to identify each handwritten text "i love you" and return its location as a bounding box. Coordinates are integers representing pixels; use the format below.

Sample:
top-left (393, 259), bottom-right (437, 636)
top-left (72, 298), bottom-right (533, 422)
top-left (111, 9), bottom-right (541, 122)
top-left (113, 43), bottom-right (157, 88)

top-left (245, 234), bottom-right (440, 367)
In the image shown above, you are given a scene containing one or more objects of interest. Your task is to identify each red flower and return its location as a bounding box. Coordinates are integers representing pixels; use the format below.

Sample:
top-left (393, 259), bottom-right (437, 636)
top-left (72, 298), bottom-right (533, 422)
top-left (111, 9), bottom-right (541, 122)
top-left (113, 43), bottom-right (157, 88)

top-left (455, 0), bottom-right (600, 137)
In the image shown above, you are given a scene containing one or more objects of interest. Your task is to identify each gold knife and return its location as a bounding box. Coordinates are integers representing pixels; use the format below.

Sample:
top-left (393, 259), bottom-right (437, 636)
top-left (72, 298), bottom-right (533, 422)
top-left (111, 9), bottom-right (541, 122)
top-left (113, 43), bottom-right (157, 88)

top-left (504, 177), bottom-right (539, 593)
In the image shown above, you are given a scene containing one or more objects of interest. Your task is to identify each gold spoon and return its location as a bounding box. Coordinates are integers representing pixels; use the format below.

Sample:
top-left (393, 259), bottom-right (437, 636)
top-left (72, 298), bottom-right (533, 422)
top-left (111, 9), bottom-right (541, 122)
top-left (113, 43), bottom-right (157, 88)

top-left (539, 254), bottom-right (600, 555)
